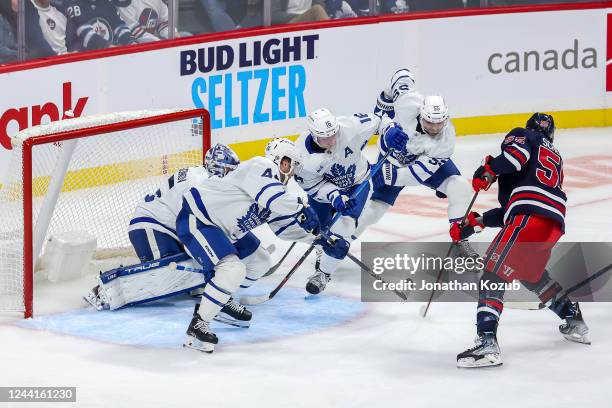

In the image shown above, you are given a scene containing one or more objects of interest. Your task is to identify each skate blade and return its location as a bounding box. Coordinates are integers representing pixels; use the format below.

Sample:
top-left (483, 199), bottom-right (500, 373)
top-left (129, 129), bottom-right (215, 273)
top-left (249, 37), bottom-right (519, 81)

top-left (457, 355), bottom-right (503, 368)
top-left (213, 314), bottom-right (250, 328)
top-left (82, 294), bottom-right (106, 311)
top-left (563, 333), bottom-right (591, 345)
top-left (183, 336), bottom-right (215, 353)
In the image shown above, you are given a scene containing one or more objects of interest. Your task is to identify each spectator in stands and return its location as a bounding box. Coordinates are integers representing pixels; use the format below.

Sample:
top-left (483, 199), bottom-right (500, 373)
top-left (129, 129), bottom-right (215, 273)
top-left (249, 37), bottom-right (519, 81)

top-left (0, 0), bottom-right (56, 62)
top-left (380, 0), bottom-right (410, 14)
top-left (0, 1), bottom-right (17, 63)
top-left (346, 0), bottom-right (369, 16)
top-left (113, 0), bottom-right (171, 42)
top-left (325, 0), bottom-right (357, 19)
top-left (31, 0), bottom-right (68, 55)
top-left (271, 0), bottom-right (330, 24)
top-left (199, 0), bottom-right (250, 32)
top-left (51, 0), bottom-right (135, 51)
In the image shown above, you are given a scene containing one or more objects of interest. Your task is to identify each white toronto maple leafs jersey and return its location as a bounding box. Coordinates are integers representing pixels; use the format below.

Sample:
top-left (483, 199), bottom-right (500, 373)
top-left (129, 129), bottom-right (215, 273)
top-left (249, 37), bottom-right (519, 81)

top-left (116, 0), bottom-right (169, 41)
top-left (182, 156), bottom-right (308, 242)
top-left (129, 167), bottom-right (210, 239)
top-left (378, 89), bottom-right (455, 165)
top-left (294, 113), bottom-right (380, 203)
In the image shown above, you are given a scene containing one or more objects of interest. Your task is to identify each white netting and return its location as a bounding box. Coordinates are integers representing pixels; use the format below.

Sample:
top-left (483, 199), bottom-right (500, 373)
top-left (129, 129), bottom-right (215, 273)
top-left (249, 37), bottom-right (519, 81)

top-left (0, 109), bottom-right (207, 314)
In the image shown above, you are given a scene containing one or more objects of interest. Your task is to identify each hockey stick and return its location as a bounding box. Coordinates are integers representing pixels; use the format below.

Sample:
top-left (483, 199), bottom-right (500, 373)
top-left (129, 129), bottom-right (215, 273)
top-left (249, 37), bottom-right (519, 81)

top-left (344, 252), bottom-right (409, 301)
top-left (241, 151), bottom-right (392, 306)
top-left (422, 191), bottom-right (479, 318)
top-left (521, 262), bottom-right (612, 311)
top-left (263, 242), bottom-right (296, 277)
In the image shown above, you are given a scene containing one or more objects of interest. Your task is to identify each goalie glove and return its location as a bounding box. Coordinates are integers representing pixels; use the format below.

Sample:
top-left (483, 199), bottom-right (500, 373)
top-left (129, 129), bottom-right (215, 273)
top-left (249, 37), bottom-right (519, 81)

top-left (297, 206), bottom-right (321, 235)
top-left (472, 155), bottom-right (497, 192)
top-left (449, 212), bottom-right (484, 241)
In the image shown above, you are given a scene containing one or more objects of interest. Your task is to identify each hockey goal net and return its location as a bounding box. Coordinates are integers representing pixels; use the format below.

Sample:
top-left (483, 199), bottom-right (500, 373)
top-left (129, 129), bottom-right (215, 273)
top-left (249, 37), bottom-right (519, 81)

top-left (0, 108), bottom-right (210, 318)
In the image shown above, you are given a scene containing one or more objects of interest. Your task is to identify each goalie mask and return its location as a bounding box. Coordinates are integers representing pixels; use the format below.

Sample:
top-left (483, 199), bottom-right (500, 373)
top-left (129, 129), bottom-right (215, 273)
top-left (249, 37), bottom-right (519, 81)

top-left (265, 138), bottom-right (302, 184)
top-left (526, 112), bottom-right (555, 141)
top-left (307, 108), bottom-right (339, 150)
top-left (419, 95), bottom-right (449, 137)
top-left (204, 143), bottom-right (240, 177)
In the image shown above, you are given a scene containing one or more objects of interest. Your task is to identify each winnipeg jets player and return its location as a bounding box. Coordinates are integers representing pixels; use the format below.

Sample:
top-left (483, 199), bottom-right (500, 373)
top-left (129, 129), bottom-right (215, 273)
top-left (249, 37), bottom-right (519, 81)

top-left (292, 108), bottom-right (405, 295)
top-left (83, 144), bottom-right (244, 313)
top-left (354, 69), bottom-right (475, 257)
top-left (181, 142), bottom-right (320, 353)
top-left (455, 113), bottom-right (589, 368)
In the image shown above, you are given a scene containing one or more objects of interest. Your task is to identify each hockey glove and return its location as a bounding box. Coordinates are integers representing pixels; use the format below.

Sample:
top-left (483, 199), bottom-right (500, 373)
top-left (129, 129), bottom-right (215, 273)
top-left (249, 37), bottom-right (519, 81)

top-left (315, 232), bottom-right (350, 259)
top-left (374, 91), bottom-right (395, 119)
top-left (297, 206), bottom-right (321, 235)
top-left (449, 212), bottom-right (484, 241)
top-left (330, 190), bottom-right (355, 216)
top-left (383, 123), bottom-right (409, 151)
top-left (472, 155), bottom-right (497, 192)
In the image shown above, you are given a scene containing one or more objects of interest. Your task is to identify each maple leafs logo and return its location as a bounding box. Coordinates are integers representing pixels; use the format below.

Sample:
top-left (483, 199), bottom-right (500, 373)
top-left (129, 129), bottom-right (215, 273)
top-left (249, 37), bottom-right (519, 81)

top-left (326, 163), bottom-right (357, 188)
top-left (237, 203), bottom-right (271, 233)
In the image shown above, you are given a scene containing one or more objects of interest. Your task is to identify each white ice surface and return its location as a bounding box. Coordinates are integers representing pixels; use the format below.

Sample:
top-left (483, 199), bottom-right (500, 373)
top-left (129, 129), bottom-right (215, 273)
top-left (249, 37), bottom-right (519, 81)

top-left (1, 128), bottom-right (611, 408)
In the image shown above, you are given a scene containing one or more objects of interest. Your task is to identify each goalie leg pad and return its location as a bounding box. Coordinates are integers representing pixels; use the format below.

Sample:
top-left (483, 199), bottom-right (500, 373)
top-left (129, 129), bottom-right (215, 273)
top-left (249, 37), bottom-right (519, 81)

top-left (198, 254), bottom-right (246, 322)
top-left (91, 253), bottom-right (207, 310)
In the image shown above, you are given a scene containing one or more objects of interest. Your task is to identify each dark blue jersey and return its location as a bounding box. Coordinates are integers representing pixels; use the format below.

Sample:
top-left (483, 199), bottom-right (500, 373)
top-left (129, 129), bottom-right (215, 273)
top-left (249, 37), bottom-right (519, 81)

top-left (483, 128), bottom-right (566, 231)
top-left (54, 0), bottom-right (133, 51)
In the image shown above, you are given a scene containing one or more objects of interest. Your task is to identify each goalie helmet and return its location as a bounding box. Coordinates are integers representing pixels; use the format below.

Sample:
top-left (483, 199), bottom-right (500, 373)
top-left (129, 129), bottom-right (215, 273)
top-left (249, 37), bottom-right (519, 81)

top-left (419, 95), bottom-right (449, 136)
top-left (265, 138), bottom-right (302, 184)
top-left (526, 112), bottom-right (555, 141)
top-left (204, 143), bottom-right (240, 177)
top-left (307, 108), bottom-right (339, 149)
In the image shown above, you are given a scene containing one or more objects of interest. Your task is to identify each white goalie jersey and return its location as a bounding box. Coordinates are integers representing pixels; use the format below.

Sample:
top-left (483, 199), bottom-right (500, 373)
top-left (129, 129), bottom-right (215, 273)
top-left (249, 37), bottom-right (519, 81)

top-left (294, 113), bottom-right (380, 202)
top-left (129, 167), bottom-right (210, 239)
top-left (378, 89), bottom-right (456, 165)
top-left (182, 156), bottom-right (310, 242)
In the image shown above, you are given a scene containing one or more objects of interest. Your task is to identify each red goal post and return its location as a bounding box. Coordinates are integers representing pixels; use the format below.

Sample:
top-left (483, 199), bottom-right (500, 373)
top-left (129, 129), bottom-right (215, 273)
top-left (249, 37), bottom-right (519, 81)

top-left (0, 108), bottom-right (210, 318)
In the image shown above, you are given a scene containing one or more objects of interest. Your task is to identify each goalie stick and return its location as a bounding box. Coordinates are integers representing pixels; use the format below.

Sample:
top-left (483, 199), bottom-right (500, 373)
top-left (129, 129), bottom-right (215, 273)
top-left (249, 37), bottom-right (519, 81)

top-left (240, 151), bottom-right (392, 306)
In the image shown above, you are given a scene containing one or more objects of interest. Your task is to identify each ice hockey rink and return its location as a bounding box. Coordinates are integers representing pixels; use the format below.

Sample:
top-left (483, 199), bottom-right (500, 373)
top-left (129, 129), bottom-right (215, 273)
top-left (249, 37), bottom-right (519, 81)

top-left (0, 127), bottom-right (611, 408)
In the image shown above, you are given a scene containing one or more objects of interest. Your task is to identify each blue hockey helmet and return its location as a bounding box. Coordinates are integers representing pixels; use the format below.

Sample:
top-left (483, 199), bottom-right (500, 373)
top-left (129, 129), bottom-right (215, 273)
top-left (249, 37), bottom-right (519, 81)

top-left (526, 113), bottom-right (555, 141)
top-left (204, 143), bottom-right (240, 177)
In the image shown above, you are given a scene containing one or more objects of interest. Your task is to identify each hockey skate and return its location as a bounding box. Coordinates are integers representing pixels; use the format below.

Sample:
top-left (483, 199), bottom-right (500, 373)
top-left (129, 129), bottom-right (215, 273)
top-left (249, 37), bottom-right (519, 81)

top-left (306, 269), bottom-right (331, 295)
top-left (184, 305), bottom-right (218, 353)
top-left (457, 332), bottom-right (502, 368)
top-left (83, 285), bottom-right (109, 311)
top-left (213, 297), bottom-right (253, 328)
top-left (559, 303), bottom-right (591, 345)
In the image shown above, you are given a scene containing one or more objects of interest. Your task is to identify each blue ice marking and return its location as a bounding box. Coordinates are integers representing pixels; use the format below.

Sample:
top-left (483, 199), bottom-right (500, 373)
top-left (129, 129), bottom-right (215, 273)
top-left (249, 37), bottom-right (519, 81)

top-left (17, 287), bottom-right (365, 349)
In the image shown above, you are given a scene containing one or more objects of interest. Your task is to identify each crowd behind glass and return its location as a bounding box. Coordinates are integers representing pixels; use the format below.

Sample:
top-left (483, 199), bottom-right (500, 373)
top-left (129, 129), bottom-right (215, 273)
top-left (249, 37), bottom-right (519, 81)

top-left (0, 0), bottom-right (598, 65)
